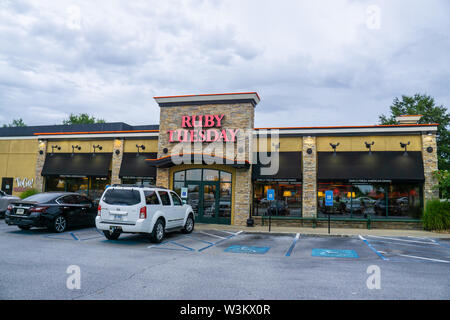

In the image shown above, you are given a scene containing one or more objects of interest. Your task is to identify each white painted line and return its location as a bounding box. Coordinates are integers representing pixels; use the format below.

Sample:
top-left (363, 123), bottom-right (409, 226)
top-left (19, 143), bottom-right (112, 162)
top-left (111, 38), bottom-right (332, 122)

top-left (366, 235), bottom-right (440, 245)
top-left (396, 254), bottom-right (450, 264)
top-left (295, 233), bottom-right (300, 240)
top-left (235, 231), bottom-right (243, 235)
top-left (407, 236), bottom-right (435, 242)
top-left (198, 231), bottom-right (227, 239)
top-left (217, 230), bottom-right (243, 236)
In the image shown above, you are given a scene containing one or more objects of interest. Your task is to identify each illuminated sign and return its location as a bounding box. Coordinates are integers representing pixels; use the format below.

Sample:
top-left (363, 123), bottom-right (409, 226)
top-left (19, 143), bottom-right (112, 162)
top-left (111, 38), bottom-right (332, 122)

top-left (167, 114), bottom-right (239, 143)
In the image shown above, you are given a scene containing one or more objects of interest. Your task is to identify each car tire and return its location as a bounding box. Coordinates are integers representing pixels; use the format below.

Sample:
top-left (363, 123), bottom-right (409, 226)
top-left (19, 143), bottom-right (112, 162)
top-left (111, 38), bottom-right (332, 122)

top-left (18, 225), bottom-right (30, 230)
top-left (181, 214), bottom-right (194, 234)
top-left (149, 218), bottom-right (165, 243)
top-left (52, 215), bottom-right (67, 233)
top-left (103, 230), bottom-right (121, 240)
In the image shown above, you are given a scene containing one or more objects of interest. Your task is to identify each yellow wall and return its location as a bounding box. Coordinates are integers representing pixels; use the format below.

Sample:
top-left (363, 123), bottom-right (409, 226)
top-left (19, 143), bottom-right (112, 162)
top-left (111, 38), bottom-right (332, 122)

top-left (46, 140), bottom-right (114, 153)
top-left (317, 135), bottom-right (422, 152)
top-left (254, 137), bottom-right (303, 152)
top-left (0, 139), bottom-right (38, 196)
top-left (123, 139), bottom-right (158, 153)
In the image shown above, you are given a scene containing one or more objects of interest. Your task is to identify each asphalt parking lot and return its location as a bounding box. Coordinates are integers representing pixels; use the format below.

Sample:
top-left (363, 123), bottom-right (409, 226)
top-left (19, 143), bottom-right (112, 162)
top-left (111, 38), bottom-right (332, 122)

top-left (0, 220), bottom-right (449, 299)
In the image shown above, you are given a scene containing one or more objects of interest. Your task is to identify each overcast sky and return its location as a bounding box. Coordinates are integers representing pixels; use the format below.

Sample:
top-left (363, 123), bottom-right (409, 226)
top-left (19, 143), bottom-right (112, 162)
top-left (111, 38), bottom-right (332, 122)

top-left (0, 0), bottom-right (449, 128)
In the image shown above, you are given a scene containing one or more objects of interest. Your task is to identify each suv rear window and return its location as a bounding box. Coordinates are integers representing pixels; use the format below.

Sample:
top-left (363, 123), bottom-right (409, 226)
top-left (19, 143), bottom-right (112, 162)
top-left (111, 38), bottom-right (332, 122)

top-left (102, 189), bottom-right (141, 206)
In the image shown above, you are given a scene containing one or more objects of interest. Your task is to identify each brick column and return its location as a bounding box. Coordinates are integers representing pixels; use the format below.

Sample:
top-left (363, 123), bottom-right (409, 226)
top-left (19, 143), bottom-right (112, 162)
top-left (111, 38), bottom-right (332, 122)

top-left (111, 138), bottom-right (124, 185)
top-left (234, 168), bottom-right (252, 226)
top-left (421, 133), bottom-right (439, 202)
top-left (34, 140), bottom-right (47, 192)
top-left (302, 136), bottom-right (317, 217)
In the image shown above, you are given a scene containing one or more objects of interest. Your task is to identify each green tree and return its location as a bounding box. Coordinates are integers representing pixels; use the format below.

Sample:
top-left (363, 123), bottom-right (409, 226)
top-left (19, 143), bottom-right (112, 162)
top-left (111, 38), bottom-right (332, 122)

top-left (62, 113), bottom-right (105, 125)
top-left (2, 118), bottom-right (27, 127)
top-left (379, 94), bottom-right (450, 170)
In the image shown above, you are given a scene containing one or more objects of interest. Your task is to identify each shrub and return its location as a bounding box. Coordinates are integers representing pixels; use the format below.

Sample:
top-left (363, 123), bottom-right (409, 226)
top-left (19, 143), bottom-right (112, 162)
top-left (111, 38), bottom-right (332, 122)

top-left (19, 188), bottom-right (39, 199)
top-left (422, 200), bottom-right (450, 231)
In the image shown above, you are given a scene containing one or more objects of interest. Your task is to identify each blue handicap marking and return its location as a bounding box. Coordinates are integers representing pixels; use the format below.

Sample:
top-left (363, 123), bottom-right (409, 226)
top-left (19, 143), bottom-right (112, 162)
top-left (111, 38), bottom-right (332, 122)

top-left (312, 248), bottom-right (359, 258)
top-left (225, 245), bottom-right (270, 254)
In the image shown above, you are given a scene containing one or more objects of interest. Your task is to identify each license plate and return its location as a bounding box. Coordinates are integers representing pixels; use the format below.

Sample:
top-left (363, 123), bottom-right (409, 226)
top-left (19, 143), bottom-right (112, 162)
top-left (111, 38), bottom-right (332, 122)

top-left (16, 209), bottom-right (24, 215)
top-left (114, 215), bottom-right (123, 221)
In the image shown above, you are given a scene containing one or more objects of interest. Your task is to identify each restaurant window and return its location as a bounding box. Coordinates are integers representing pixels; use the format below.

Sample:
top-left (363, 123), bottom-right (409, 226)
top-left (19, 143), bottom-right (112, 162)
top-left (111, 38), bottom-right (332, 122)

top-left (45, 176), bottom-right (112, 202)
top-left (121, 177), bottom-right (156, 187)
top-left (318, 181), bottom-right (423, 219)
top-left (253, 182), bottom-right (302, 217)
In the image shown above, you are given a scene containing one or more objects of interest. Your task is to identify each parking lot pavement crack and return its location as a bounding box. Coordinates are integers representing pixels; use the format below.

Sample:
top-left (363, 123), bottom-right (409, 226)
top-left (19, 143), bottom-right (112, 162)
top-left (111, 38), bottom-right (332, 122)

top-left (71, 254), bottom-right (194, 300)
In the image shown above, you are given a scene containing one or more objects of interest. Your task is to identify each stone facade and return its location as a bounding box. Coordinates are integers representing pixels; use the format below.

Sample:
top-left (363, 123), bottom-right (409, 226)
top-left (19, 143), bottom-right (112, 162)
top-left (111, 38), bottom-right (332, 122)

top-left (302, 136), bottom-right (317, 217)
top-left (111, 139), bottom-right (124, 185)
top-left (421, 133), bottom-right (439, 202)
top-left (34, 140), bottom-right (47, 192)
top-left (156, 102), bottom-right (255, 225)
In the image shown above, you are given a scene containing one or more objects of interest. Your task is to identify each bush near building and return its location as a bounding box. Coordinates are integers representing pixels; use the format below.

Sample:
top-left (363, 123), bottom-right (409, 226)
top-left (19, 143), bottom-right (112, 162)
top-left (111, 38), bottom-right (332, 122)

top-left (19, 188), bottom-right (39, 199)
top-left (422, 200), bottom-right (450, 231)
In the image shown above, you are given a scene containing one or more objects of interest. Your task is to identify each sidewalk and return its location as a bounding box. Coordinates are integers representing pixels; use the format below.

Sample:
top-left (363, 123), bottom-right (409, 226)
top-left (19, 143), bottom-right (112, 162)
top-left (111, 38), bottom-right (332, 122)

top-left (196, 223), bottom-right (450, 239)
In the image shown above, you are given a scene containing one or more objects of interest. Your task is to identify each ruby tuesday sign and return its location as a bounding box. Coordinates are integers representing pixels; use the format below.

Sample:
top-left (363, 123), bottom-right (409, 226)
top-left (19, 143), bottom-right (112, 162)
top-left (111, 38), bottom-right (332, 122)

top-left (168, 114), bottom-right (239, 143)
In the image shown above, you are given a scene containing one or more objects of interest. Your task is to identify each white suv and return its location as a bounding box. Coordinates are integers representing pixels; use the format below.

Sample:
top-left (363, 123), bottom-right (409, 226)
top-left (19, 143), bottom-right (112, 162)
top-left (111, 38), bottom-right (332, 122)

top-left (96, 185), bottom-right (195, 243)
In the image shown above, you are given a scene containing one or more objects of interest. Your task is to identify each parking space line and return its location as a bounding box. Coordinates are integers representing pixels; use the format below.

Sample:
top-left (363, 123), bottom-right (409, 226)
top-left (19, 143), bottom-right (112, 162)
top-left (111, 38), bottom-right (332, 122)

top-left (433, 239), bottom-right (450, 250)
top-left (366, 235), bottom-right (439, 245)
top-left (70, 232), bottom-right (79, 241)
top-left (359, 235), bottom-right (388, 261)
top-left (285, 233), bottom-right (300, 257)
top-left (198, 231), bottom-right (243, 252)
top-left (169, 241), bottom-right (195, 251)
top-left (184, 234), bottom-right (214, 245)
top-left (394, 253), bottom-right (450, 264)
top-left (197, 231), bottom-right (227, 239)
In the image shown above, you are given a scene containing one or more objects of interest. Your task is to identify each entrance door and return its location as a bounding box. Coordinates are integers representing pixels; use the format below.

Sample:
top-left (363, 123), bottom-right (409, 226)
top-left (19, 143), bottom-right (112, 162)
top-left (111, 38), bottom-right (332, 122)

top-left (186, 181), bottom-right (221, 224)
top-left (1, 178), bottom-right (13, 195)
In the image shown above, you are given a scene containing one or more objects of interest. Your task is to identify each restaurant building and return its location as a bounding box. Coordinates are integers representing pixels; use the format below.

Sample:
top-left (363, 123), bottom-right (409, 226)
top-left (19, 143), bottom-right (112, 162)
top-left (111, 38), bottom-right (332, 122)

top-left (0, 93), bottom-right (439, 229)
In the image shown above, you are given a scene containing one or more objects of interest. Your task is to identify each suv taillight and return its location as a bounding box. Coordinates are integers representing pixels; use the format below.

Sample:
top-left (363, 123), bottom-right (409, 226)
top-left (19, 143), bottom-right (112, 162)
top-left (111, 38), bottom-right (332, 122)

top-left (97, 205), bottom-right (101, 216)
top-left (139, 207), bottom-right (147, 219)
top-left (7, 205), bottom-right (13, 211)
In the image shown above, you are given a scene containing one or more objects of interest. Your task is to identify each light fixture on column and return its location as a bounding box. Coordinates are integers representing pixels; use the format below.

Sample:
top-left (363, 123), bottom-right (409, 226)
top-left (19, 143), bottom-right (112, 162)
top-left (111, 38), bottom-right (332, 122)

top-left (136, 144), bottom-right (145, 156)
top-left (330, 142), bottom-right (340, 156)
top-left (365, 141), bottom-right (375, 155)
top-left (92, 144), bottom-right (102, 156)
top-left (400, 141), bottom-right (410, 156)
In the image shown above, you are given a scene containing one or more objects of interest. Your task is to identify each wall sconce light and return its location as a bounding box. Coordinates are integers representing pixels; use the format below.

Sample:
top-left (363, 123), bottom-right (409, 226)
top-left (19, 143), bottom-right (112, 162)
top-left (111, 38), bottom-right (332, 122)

top-left (400, 141), bottom-right (410, 156)
top-left (426, 147), bottom-right (433, 153)
top-left (330, 142), bottom-right (340, 156)
top-left (365, 141), bottom-right (375, 155)
top-left (163, 147), bottom-right (168, 154)
top-left (115, 149), bottom-right (121, 156)
top-left (51, 145), bottom-right (61, 156)
top-left (39, 150), bottom-right (44, 155)
top-left (306, 148), bottom-right (313, 155)
top-left (136, 144), bottom-right (145, 156)
top-left (71, 145), bottom-right (81, 156)
top-left (92, 144), bottom-right (102, 155)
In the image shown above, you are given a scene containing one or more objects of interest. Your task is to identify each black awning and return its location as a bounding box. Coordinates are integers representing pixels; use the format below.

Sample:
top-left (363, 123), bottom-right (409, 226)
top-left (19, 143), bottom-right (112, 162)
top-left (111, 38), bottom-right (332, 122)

top-left (41, 153), bottom-right (112, 177)
top-left (119, 153), bottom-right (157, 178)
top-left (146, 153), bottom-right (250, 169)
top-left (318, 151), bottom-right (424, 181)
top-left (252, 152), bottom-right (302, 181)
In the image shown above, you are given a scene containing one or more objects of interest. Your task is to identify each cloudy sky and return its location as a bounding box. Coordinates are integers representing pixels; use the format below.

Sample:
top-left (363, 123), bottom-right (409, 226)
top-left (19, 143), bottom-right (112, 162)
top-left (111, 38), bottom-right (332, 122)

top-left (0, 0), bottom-right (449, 128)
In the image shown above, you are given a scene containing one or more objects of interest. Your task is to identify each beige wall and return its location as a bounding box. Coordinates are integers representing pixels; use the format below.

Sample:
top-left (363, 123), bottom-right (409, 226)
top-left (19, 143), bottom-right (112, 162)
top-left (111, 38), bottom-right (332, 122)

top-left (123, 139), bottom-right (158, 153)
top-left (254, 137), bottom-right (303, 152)
top-left (317, 135), bottom-right (422, 152)
top-left (45, 139), bottom-right (114, 153)
top-left (0, 139), bottom-right (38, 196)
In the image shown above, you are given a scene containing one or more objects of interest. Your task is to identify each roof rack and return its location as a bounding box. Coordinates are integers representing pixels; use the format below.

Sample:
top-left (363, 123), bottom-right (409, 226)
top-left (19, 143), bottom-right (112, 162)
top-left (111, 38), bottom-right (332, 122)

top-left (110, 184), bottom-right (168, 189)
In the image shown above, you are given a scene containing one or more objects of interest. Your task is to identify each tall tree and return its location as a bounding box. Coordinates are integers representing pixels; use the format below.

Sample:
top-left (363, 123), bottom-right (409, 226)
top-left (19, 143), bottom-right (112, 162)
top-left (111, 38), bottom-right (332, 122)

top-left (2, 118), bottom-right (27, 127)
top-left (62, 113), bottom-right (105, 125)
top-left (379, 94), bottom-right (450, 170)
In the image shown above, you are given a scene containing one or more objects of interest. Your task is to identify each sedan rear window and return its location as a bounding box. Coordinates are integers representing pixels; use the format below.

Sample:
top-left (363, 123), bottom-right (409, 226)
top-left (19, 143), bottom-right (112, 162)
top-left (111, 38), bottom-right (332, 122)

top-left (102, 189), bottom-right (141, 206)
top-left (23, 193), bottom-right (58, 203)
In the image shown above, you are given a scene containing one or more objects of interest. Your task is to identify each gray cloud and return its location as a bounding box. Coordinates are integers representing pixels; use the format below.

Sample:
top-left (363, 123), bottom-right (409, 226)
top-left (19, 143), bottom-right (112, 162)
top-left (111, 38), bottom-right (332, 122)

top-left (0, 0), bottom-right (449, 128)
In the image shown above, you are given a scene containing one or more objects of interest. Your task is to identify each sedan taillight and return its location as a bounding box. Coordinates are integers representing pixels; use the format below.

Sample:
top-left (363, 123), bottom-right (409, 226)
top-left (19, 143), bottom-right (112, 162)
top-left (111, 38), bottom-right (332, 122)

top-left (139, 207), bottom-right (147, 219)
top-left (97, 205), bottom-right (102, 216)
top-left (30, 206), bottom-right (49, 213)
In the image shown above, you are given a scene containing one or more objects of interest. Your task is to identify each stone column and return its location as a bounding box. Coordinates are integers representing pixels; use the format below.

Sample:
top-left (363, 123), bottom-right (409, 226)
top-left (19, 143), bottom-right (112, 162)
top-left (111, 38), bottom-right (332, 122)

top-left (421, 133), bottom-right (439, 202)
top-left (111, 138), bottom-right (124, 185)
top-left (302, 136), bottom-right (317, 217)
top-left (156, 168), bottom-right (170, 188)
top-left (234, 168), bottom-right (252, 226)
top-left (34, 140), bottom-right (47, 192)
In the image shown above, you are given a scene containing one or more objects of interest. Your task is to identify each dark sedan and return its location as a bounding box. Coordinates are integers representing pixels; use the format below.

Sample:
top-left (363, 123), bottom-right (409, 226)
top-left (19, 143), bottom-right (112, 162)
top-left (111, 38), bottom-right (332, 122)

top-left (5, 192), bottom-right (97, 233)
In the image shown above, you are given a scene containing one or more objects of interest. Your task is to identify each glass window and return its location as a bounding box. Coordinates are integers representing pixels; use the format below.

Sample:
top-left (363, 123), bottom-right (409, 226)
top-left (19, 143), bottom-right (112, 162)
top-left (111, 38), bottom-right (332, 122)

top-left (144, 191), bottom-right (160, 205)
top-left (186, 169), bottom-right (202, 181)
top-left (171, 192), bottom-right (183, 206)
top-left (203, 169), bottom-right (219, 181)
top-left (76, 195), bottom-right (92, 205)
top-left (158, 191), bottom-right (171, 206)
top-left (219, 183), bottom-right (232, 218)
top-left (66, 177), bottom-right (89, 196)
top-left (220, 171), bottom-right (232, 182)
top-left (102, 189), bottom-right (141, 206)
top-left (91, 177), bottom-right (110, 202)
top-left (23, 193), bottom-right (59, 203)
top-left (174, 171), bottom-right (185, 181)
top-left (253, 182), bottom-right (302, 217)
top-left (45, 177), bottom-right (66, 192)
top-left (388, 183), bottom-right (422, 219)
top-left (59, 195), bottom-right (77, 204)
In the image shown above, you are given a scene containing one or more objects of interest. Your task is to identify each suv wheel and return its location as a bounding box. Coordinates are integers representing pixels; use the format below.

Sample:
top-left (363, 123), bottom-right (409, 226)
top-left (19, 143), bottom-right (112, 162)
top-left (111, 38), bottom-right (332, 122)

top-left (103, 230), bottom-right (121, 240)
top-left (53, 215), bottom-right (67, 233)
top-left (181, 214), bottom-right (194, 234)
top-left (149, 219), bottom-right (165, 243)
